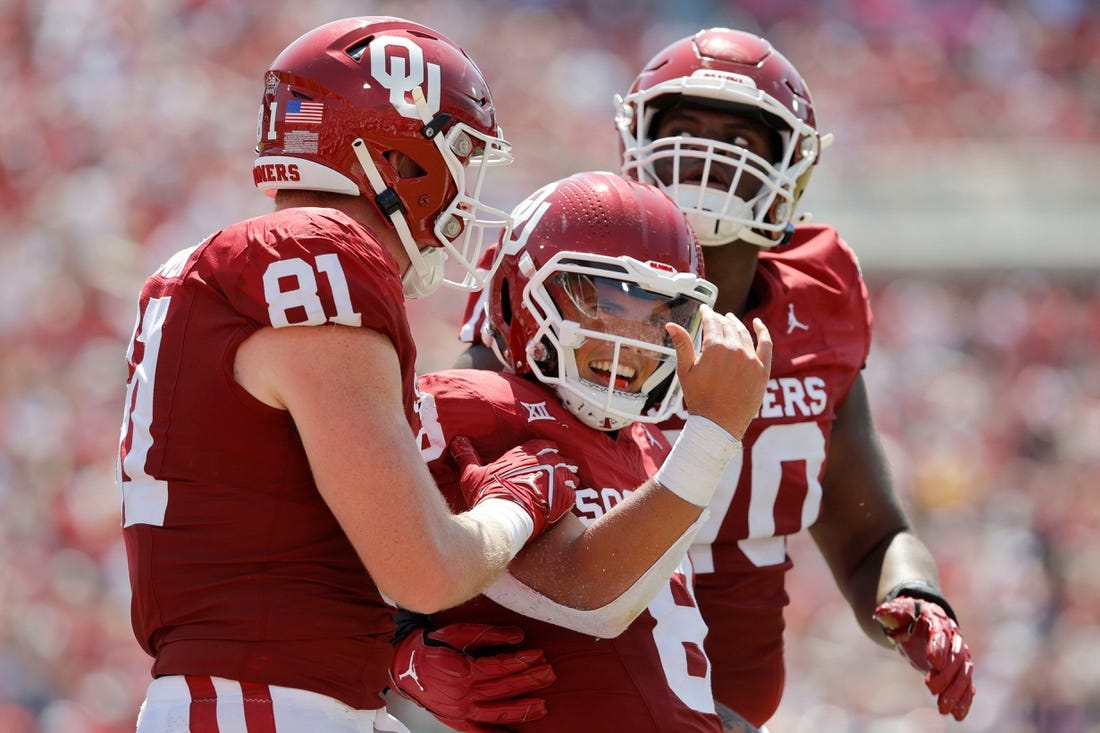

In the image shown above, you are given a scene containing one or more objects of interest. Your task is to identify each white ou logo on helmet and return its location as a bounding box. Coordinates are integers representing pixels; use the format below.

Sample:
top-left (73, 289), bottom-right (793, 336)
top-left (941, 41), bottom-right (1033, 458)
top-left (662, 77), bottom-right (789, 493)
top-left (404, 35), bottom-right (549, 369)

top-left (369, 35), bottom-right (441, 119)
top-left (504, 181), bottom-right (557, 254)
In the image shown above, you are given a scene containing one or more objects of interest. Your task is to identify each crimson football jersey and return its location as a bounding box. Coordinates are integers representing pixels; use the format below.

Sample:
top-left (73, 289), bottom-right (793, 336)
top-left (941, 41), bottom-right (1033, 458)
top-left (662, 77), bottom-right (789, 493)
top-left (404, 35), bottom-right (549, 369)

top-left (117, 207), bottom-right (418, 709)
top-left (457, 224), bottom-right (872, 726)
top-left (418, 369), bottom-right (722, 733)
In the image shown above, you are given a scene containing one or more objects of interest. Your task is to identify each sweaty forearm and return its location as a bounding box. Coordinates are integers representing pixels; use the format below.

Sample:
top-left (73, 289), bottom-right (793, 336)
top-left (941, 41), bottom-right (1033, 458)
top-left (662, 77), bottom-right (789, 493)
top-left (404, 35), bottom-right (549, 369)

top-left (522, 413), bottom-right (739, 604)
top-left (877, 530), bottom-right (944, 599)
top-left (484, 509), bottom-right (709, 637)
top-left (382, 501), bottom-right (519, 614)
top-left (845, 529), bottom-right (943, 645)
top-left (512, 484), bottom-right (704, 608)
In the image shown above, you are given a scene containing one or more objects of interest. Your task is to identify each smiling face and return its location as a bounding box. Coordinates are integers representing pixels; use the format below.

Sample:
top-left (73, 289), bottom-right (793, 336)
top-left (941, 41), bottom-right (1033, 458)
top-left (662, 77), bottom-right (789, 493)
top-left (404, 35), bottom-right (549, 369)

top-left (487, 171), bottom-right (714, 431)
top-left (547, 271), bottom-right (707, 405)
top-left (551, 272), bottom-right (674, 393)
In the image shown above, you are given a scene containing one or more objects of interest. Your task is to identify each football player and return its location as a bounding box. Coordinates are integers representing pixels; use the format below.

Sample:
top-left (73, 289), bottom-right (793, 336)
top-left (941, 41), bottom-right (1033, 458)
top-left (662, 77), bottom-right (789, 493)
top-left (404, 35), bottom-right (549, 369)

top-left (452, 28), bottom-right (975, 731)
top-left (386, 170), bottom-right (772, 732)
top-left (117, 17), bottom-right (579, 733)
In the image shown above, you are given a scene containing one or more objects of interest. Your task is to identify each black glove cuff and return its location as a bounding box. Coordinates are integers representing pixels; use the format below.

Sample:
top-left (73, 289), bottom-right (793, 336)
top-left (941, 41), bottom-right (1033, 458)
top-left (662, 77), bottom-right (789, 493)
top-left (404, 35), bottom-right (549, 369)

top-left (883, 580), bottom-right (958, 624)
top-left (391, 608), bottom-right (432, 645)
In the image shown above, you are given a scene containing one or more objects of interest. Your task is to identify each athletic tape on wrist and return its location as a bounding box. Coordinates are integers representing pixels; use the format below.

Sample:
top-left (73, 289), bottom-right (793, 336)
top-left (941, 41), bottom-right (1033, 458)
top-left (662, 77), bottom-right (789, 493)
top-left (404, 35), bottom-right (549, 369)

top-left (654, 415), bottom-right (741, 507)
top-left (466, 498), bottom-right (535, 559)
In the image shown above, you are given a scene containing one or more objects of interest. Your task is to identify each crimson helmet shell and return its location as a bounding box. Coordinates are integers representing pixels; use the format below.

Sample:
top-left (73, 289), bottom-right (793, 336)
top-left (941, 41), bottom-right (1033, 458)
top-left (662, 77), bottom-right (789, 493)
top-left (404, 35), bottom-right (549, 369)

top-left (255, 17), bottom-right (513, 295)
top-left (485, 171), bottom-right (716, 430)
top-left (616, 28), bottom-right (825, 247)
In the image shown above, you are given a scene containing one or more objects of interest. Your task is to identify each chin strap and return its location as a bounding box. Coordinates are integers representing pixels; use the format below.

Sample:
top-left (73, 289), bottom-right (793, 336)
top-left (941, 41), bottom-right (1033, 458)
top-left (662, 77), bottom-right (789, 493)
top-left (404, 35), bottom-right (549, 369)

top-left (351, 137), bottom-right (443, 299)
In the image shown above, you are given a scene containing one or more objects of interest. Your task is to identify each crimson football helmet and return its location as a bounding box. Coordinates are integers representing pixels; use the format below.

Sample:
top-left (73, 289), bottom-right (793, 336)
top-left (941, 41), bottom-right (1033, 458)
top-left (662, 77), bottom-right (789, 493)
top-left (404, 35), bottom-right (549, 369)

top-left (484, 171), bottom-right (717, 431)
top-left (615, 28), bottom-right (831, 248)
top-left (254, 16), bottom-right (514, 297)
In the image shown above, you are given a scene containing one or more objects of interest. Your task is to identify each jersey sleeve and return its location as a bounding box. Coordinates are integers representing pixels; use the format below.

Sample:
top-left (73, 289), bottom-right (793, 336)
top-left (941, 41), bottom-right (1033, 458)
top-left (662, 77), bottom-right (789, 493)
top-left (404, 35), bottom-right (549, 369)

top-left (416, 369), bottom-right (526, 511)
top-left (757, 224), bottom-right (873, 406)
top-left (829, 227), bottom-right (874, 372)
top-left (203, 208), bottom-right (408, 338)
top-left (816, 226), bottom-right (873, 404)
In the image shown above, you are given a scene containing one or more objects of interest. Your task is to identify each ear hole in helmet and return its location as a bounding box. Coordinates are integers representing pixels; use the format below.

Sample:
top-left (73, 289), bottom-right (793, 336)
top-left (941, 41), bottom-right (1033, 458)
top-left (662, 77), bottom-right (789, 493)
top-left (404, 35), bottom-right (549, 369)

top-left (384, 151), bottom-right (427, 179)
top-left (533, 336), bottom-right (557, 374)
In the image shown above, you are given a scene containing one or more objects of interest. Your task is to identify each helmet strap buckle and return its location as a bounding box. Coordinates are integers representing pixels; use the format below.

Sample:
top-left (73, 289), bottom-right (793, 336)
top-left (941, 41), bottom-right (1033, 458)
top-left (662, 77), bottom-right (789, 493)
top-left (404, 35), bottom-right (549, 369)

top-left (421, 113), bottom-right (453, 140)
top-left (375, 188), bottom-right (404, 218)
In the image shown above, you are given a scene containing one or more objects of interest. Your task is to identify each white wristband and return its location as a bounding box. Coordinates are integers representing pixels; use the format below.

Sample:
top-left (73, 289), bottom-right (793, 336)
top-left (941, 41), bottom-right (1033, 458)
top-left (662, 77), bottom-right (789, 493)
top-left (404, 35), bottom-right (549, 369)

top-left (654, 415), bottom-right (742, 507)
top-left (466, 498), bottom-right (536, 559)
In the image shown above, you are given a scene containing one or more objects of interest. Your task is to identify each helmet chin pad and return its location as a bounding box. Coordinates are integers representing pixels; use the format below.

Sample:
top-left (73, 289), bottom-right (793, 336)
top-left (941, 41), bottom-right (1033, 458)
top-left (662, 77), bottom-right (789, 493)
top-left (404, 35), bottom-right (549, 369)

top-left (402, 246), bottom-right (447, 299)
top-left (673, 184), bottom-right (753, 246)
top-left (554, 380), bottom-right (644, 432)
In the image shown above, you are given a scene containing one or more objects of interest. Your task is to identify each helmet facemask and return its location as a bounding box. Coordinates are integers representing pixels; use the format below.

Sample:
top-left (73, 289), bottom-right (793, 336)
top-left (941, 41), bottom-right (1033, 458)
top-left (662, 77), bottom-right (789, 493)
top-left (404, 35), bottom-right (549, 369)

top-left (522, 252), bottom-right (715, 431)
top-left (617, 72), bottom-right (822, 248)
top-left (430, 122), bottom-right (515, 294)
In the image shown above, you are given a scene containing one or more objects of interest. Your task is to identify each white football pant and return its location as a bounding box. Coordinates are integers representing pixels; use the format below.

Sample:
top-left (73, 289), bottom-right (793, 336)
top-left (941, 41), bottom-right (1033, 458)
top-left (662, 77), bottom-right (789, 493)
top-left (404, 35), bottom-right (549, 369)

top-left (134, 675), bottom-right (411, 733)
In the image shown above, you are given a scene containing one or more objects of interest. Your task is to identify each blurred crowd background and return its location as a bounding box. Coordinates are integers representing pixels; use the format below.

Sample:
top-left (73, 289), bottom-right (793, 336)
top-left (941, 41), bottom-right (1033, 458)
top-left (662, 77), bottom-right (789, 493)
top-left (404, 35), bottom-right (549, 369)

top-left (2, 0), bottom-right (1098, 731)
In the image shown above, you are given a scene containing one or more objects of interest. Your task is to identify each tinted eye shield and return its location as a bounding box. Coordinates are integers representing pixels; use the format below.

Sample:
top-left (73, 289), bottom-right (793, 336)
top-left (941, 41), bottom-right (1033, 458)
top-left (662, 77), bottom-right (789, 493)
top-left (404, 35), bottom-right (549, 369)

top-left (548, 273), bottom-right (703, 348)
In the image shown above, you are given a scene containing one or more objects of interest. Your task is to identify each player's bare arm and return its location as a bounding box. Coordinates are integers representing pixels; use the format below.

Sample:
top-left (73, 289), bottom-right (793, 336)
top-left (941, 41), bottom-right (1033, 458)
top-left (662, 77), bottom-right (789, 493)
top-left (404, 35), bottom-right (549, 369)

top-left (809, 373), bottom-right (940, 641)
top-left (235, 323), bottom-right (553, 612)
top-left (810, 374), bottom-right (975, 719)
top-left (501, 309), bottom-right (772, 610)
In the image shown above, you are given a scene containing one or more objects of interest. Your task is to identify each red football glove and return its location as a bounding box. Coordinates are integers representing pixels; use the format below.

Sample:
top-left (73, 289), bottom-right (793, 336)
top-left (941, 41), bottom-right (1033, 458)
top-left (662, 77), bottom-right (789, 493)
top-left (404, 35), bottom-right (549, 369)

top-left (388, 622), bottom-right (556, 732)
top-left (451, 436), bottom-right (578, 542)
top-left (873, 596), bottom-right (975, 721)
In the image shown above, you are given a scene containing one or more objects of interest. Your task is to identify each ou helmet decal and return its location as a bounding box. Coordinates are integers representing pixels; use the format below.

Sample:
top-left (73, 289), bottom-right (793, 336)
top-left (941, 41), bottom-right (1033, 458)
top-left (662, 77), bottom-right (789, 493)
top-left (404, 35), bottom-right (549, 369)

top-left (503, 181), bottom-right (557, 254)
top-left (369, 35), bottom-right (442, 119)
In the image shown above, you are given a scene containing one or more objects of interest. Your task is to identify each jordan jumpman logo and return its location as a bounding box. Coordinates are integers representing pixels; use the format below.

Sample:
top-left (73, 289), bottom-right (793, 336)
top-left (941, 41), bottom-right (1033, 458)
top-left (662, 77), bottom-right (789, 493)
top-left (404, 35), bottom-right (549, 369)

top-left (787, 303), bottom-right (809, 334)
